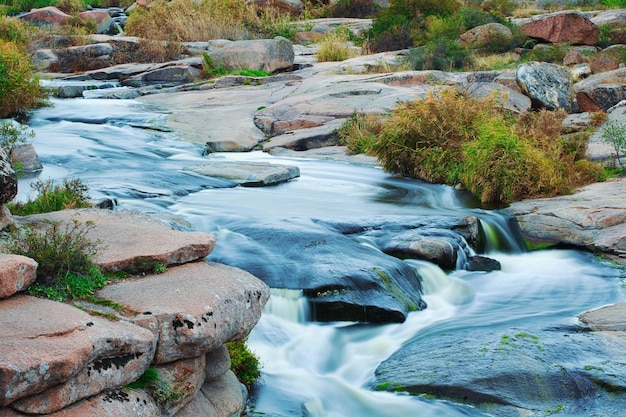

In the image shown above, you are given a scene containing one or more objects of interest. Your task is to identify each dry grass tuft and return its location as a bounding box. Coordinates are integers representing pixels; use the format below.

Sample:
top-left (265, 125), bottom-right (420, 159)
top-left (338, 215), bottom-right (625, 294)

top-left (316, 31), bottom-right (354, 62)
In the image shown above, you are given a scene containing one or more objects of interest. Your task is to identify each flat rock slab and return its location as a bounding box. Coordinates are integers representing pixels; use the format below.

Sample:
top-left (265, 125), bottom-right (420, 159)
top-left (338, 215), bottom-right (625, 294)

top-left (0, 295), bottom-right (155, 408)
top-left (503, 178), bottom-right (626, 258)
top-left (17, 209), bottom-right (216, 273)
top-left (581, 303), bottom-right (626, 332)
top-left (187, 161), bottom-right (300, 186)
top-left (96, 262), bottom-right (270, 364)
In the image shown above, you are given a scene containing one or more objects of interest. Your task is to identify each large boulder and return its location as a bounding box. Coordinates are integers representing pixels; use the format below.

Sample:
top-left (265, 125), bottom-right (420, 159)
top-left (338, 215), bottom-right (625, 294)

top-left (78, 10), bottom-right (115, 34)
top-left (503, 177), bottom-right (626, 258)
top-left (458, 23), bottom-right (512, 49)
top-left (210, 37), bottom-right (295, 74)
top-left (0, 148), bottom-right (17, 205)
top-left (462, 82), bottom-right (531, 114)
top-left (516, 61), bottom-right (573, 111)
top-left (95, 262), bottom-right (270, 364)
top-left (0, 295), bottom-right (155, 409)
top-left (0, 255), bottom-right (37, 299)
top-left (574, 67), bottom-right (626, 112)
top-left (520, 11), bottom-right (599, 46)
top-left (373, 325), bottom-right (626, 416)
top-left (18, 6), bottom-right (70, 28)
top-left (17, 209), bottom-right (216, 273)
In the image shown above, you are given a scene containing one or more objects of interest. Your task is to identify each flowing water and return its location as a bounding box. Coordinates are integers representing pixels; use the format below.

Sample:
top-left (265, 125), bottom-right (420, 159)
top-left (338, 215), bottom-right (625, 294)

top-left (16, 97), bottom-right (626, 416)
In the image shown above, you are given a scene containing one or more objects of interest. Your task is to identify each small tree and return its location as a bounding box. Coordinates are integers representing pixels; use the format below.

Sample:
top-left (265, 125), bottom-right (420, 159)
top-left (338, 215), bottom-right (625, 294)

top-left (601, 120), bottom-right (626, 169)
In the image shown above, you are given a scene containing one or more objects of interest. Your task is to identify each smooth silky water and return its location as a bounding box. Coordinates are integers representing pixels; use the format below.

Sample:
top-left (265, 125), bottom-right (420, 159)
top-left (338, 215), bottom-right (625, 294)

top-left (17, 97), bottom-right (626, 417)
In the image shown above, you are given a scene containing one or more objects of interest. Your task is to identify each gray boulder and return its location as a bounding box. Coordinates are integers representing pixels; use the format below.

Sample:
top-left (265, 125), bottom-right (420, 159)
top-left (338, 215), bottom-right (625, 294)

top-left (210, 37), bottom-right (295, 73)
top-left (11, 144), bottom-right (43, 172)
top-left (516, 61), bottom-right (573, 111)
top-left (123, 65), bottom-right (201, 87)
top-left (0, 148), bottom-right (17, 205)
top-left (462, 82), bottom-right (531, 114)
top-left (574, 67), bottom-right (626, 112)
top-left (78, 10), bottom-right (115, 34)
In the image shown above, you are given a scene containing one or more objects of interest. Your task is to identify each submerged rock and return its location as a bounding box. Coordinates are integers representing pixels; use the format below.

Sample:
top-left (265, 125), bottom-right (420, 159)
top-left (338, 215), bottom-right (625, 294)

top-left (188, 160), bottom-right (300, 186)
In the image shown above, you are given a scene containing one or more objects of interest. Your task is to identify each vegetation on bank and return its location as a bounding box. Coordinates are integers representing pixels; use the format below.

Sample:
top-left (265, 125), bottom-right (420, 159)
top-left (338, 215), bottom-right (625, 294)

top-left (339, 90), bottom-right (604, 205)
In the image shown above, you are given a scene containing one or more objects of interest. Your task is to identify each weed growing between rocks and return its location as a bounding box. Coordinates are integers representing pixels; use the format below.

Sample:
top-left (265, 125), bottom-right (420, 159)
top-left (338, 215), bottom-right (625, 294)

top-left (2, 218), bottom-right (106, 300)
top-left (227, 338), bottom-right (261, 388)
top-left (338, 111), bottom-right (385, 154)
top-left (125, 368), bottom-right (186, 404)
top-left (7, 178), bottom-right (92, 215)
top-left (601, 120), bottom-right (626, 169)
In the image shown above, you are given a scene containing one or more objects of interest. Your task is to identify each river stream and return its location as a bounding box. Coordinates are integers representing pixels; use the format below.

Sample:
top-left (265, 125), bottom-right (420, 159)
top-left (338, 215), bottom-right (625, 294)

top-left (15, 96), bottom-right (626, 417)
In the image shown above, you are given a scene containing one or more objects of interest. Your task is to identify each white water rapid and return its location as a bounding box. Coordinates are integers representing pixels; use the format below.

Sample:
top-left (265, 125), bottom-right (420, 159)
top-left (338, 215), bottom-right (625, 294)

top-left (15, 97), bottom-right (626, 417)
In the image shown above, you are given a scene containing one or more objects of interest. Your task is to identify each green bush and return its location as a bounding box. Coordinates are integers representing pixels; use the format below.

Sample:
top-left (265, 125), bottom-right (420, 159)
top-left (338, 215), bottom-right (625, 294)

top-left (7, 178), bottom-right (92, 215)
top-left (3, 218), bottom-right (105, 300)
top-left (316, 31), bottom-right (353, 62)
top-left (0, 40), bottom-right (48, 118)
top-left (0, 121), bottom-right (34, 156)
top-left (0, 15), bottom-right (31, 45)
top-left (601, 120), bottom-right (626, 168)
top-left (338, 111), bottom-right (384, 154)
top-left (125, 367), bottom-right (185, 404)
top-left (226, 339), bottom-right (261, 388)
top-left (406, 38), bottom-right (472, 70)
top-left (329, 0), bottom-right (380, 18)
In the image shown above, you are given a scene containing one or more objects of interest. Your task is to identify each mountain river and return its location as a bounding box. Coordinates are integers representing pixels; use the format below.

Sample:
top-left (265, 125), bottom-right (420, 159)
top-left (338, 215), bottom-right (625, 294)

top-left (14, 96), bottom-right (626, 417)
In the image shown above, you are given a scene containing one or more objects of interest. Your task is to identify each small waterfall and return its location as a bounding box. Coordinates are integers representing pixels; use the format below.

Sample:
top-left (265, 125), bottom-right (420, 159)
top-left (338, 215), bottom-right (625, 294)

top-left (263, 288), bottom-right (311, 323)
top-left (479, 214), bottom-right (527, 254)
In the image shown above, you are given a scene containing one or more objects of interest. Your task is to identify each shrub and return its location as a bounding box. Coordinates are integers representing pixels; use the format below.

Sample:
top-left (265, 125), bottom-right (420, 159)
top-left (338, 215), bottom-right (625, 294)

top-left (525, 45), bottom-right (567, 63)
top-left (0, 15), bottom-right (31, 46)
top-left (226, 339), bottom-right (261, 388)
top-left (329, 0), bottom-right (380, 18)
top-left (406, 38), bottom-right (472, 71)
top-left (316, 31), bottom-right (353, 62)
top-left (0, 121), bottom-right (34, 156)
top-left (337, 111), bottom-right (385, 154)
top-left (3, 218), bottom-right (105, 300)
top-left (7, 178), bottom-right (92, 215)
top-left (0, 40), bottom-right (48, 118)
top-left (601, 120), bottom-right (626, 168)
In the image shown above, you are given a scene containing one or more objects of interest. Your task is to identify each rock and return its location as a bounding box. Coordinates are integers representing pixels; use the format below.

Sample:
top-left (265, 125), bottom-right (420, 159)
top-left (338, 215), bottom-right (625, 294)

top-left (458, 23), bottom-right (512, 49)
top-left (581, 303), bottom-right (626, 333)
top-left (123, 65), bottom-right (201, 87)
top-left (95, 262), bottom-right (269, 364)
top-left (33, 389), bottom-right (160, 417)
top-left (590, 9), bottom-right (626, 26)
top-left (573, 67), bottom-right (626, 112)
top-left (563, 49), bottom-right (584, 66)
top-left (562, 112), bottom-right (591, 133)
top-left (10, 144), bottom-right (42, 172)
top-left (248, 0), bottom-right (303, 16)
top-left (520, 11), bottom-right (598, 46)
top-left (267, 145), bottom-right (378, 165)
top-left (78, 10), bottom-right (115, 34)
top-left (262, 120), bottom-right (343, 152)
top-left (204, 345), bottom-right (231, 382)
top-left (207, 218), bottom-right (429, 323)
top-left (293, 31), bottom-right (324, 45)
top-left (571, 63), bottom-right (592, 81)
top-left (198, 371), bottom-right (246, 417)
top-left (18, 6), bottom-right (70, 28)
top-left (462, 82), bottom-right (531, 114)
top-left (503, 178), bottom-right (626, 257)
top-left (373, 326), bottom-right (626, 416)
top-left (585, 100), bottom-right (626, 165)
top-left (0, 295), bottom-right (155, 408)
top-left (0, 148), bottom-right (17, 205)
top-left (464, 255), bottom-right (501, 272)
top-left (516, 61), bottom-right (573, 111)
top-left (31, 49), bottom-right (58, 71)
top-left (0, 255), bottom-right (37, 299)
top-left (17, 209), bottom-right (216, 273)
top-left (187, 161), bottom-right (300, 186)
top-left (0, 205), bottom-right (13, 231)
top-left (153, 355), bottom-right (206, 416)
top-left (210, 37), bottom-right (295, 74)
top-left (589, 53), bottom-right (620, 74)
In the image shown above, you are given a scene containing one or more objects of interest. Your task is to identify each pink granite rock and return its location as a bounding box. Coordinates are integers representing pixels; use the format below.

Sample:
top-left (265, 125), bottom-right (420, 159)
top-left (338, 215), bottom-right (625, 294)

top-left (0, 255), bottom-right (37, 299)
top-left (521, 11), bottom-right (598, 46)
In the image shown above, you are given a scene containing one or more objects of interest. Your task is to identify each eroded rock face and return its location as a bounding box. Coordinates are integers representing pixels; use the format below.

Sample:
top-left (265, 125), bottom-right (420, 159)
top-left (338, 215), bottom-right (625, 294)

top-left (516, 61), bottom-right (572, 111)
top-left (210, 37), bottom-right (295, 73)
top-left (0, 148), bottom-right (17, 205)
top-left (520, 11), bottom-right (598, 45)
top-left (0, 295), bottom-right (155, 408)
top-left (96, 262), bottom-right (270, 364)
top-left (0, 255), bottom-right (38, 299)
top-left (17, 209), bottom-right (216, 273)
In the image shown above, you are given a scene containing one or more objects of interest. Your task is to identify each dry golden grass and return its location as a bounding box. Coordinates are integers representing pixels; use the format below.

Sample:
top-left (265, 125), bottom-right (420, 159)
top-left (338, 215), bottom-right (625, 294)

top-left (471, 52), bottom-right (520, 71)
top-left (125, 0), bottom-right (261, 41)
top-left (316, 31), bottom-right (355, 62)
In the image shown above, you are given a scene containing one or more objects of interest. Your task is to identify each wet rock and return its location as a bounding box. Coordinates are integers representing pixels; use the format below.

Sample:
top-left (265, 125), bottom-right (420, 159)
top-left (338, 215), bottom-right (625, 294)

top-left (373, 326), bottom-right (626, 416)
top-left (210, 37), bottom-right (295, 74)
top-left (459, 23), bottom-right (512, 49)
top-left (18, 6), bottom-right (70, 28)
top-left (10, 144), bottom-right (42, 172)
top-left (574, 67), bottom-right (626, 112)
top-left (188, 161), bottom-right (300, 186)
top-left (520, 11), bottom-right (598, 46)
top-left (0, 295), bottom-right (155, 408)
top-left (0, 148), bottom-right (17, 205)
top-left (0, 255), bottom-right (37, 299)
top-left (503, 178), bottom-right (626, 257)
top-left (516, 61), bottom-right (573, 111)
top-left (96, 262), bottom-right (269, 364)
top-left (208, 218), bottom-right (428, 323)
top-left (464, 255), bottom-right (501, 272)
top-left (17, 209), bottom-right (216, 273)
